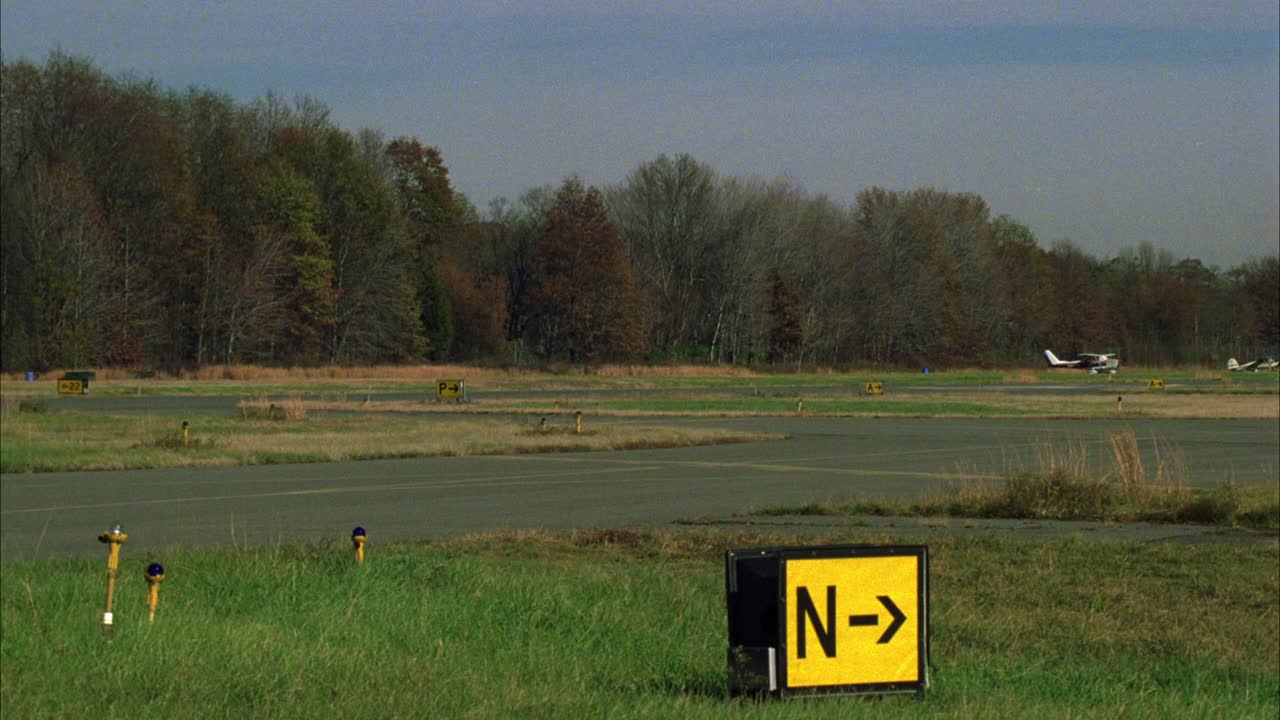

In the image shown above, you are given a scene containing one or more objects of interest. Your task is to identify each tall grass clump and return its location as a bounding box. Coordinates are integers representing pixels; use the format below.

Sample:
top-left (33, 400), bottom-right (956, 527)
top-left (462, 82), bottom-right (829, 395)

top-left (0, 395), bottom-right (48, 417)
top-left (994, 470), bottom-right (1116, 520)
top-left (236, 393), bottom-right (308, 420)
top-left (970, 428), bottom-right (1205, 521)
top-left (789, 430), bottom-right (1273, 528)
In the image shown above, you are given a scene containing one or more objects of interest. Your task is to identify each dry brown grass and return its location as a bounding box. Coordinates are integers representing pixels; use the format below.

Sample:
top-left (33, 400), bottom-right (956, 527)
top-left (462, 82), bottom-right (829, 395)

top-left (1124, 393), bottom-right (1278, 418)
top-left (287, 390), bottom-right (1280, 420)
top-left (0, 362), bottom-right (767, 384)
top-left (943, 391), bottom-right (1277, 419)
top-left (237, 393), bottom-right (308, 420)
top-left (0, 367), bottom-right (137, 382)
top-left (208, 417), bottom-right (778, 461)
top-left (584, 364), bottom-right (758, 377)
top-left (1109, 427), bottom-right (1189, 503)
top-left (179, 364), bottom-right (540, 382)
top-left (1, 409), bottom-right (783, 472)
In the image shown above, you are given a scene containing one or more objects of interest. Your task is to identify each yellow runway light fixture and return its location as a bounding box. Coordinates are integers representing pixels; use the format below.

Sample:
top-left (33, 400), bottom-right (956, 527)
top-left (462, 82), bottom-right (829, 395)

top-left (797, 398), bottom-right (804, 415)
top-left (98, 522), bottom-right (128, 637)
top-left (182, 420), bottom-right (190, 446)
top-left (352, 526), bottom-right (367, 564)
top-left (145, 563), bottom-right (165, 622)
top-left (575, 410), bottom-right (583, 434)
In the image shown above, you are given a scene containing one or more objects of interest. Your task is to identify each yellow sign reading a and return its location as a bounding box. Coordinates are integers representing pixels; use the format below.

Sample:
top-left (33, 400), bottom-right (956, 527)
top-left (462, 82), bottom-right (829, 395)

top-left (865, 382), bottom-right (884, 395)
top-left (1147, 379), bottom-right (1165, 391)
top-left (437, 379), bottom-right (464, 399)
top-left (785, 555), bottom-right (923, 689)
top-left (58, 379), bottom-right (84, 395)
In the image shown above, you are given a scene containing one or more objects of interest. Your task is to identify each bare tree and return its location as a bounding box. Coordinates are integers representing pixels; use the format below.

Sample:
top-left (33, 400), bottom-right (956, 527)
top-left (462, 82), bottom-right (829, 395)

top-left (608, 154), bottom-right (719, 356)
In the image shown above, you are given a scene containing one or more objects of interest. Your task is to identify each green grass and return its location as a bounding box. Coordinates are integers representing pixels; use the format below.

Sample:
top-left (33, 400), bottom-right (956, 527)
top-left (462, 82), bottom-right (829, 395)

top-left (758, 480), bottom-right (1280, 531)
top-left (2, 530), bottom-right (1276, 719)
top-left (6, 366), bottom-right (1273, 399)
top-left (749, 426), bottom-right (1280, 530)
top-left (500, 396), bottom-right (1039, 416)
top-left (0, 410), bottom-right (780, 473)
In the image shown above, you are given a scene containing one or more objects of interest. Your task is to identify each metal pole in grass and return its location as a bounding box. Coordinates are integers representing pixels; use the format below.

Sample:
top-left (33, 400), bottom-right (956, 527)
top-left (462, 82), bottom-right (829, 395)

top-left (352, 527), bottom-right (367, 564)
top-left (145, 563), bottom-right (165, 622)
top-left (98, 522), bottom-right (128, 637)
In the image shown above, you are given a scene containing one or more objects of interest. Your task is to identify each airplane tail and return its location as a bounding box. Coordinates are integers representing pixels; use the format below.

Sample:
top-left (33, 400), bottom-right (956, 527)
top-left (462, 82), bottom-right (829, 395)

top-left (1227, 358), bottom-right (1240, 371)
top-left (1044, 349), bottom-right (1067, 367)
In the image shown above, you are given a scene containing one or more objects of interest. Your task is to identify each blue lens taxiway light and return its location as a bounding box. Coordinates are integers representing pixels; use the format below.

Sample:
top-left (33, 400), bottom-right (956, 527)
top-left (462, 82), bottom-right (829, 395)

top-left (351, 527), bottom-right (367, 563)
top-left (147, 562), bottom-right (165, 577)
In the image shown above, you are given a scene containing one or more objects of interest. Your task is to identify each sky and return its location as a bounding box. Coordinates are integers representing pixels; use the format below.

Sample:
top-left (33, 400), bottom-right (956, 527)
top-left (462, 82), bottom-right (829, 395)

top-left (3, 1), bottom-right (1278, 267)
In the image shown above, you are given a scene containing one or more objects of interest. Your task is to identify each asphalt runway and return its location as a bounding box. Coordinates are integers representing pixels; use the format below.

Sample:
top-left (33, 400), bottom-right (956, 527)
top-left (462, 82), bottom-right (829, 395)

top-left (3, 410), bottom-right (1276, 561)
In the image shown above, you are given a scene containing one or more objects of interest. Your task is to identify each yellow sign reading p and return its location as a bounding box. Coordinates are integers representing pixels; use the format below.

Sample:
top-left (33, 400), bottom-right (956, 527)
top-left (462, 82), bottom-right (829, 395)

top-left (437, 379), bottom-right (464, 400)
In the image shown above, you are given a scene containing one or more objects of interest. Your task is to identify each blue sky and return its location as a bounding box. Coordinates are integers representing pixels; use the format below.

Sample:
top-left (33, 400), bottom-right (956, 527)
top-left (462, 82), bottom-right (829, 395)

top-left (3, 1), bottom-right (1277, 266)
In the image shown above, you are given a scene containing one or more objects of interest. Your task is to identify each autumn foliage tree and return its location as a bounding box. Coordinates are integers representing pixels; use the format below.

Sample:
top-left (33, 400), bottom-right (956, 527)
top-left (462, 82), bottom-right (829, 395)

top-left (386, 137), bottom-right (463, 360)
top-left (437, 255), bottom-right (509, 360)
top-left (525, 177), bottom-right (643, 362)
top-left (3, 53), bottom-right (1276, 371)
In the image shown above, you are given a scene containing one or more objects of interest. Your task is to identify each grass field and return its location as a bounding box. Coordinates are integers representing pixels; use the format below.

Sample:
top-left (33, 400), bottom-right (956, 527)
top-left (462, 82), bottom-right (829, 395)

top-left (0, 408), bottom-right (781, 473)
top-left (745, 427), bottom-right (1280, 530)
top-left (315, 390), bottom-right (1279, 419)
top-left (2, 366), bottom-right (1277, 717)
top-left (751, 470), bottom-right (1280, 530)
top-left (1, 529), bottom-right (1275, 719)
top-left (3, 363), bottom-right (1276, 398)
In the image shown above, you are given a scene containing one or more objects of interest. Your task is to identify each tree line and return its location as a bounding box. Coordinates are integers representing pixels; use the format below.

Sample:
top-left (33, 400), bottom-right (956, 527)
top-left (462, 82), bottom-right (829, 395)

top-left (2, 52), bottom-right (1277, 372)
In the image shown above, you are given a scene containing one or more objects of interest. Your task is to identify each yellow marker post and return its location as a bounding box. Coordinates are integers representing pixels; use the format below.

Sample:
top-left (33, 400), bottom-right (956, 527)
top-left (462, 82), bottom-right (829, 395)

top-left (145, 563), bottom-right (165, 622)
top-left (1117, 395), bottom-right (1124, 414)
top-left (797, 398), bottom-right (804, 415)
top-left (182, 420), bottom-right (190, 447)
top-left (352, 527), bottom-right (367, 564)
top-left (575, 411), bottom-right (583, 434)
top-left (98, 523), bottom-right (128, 637)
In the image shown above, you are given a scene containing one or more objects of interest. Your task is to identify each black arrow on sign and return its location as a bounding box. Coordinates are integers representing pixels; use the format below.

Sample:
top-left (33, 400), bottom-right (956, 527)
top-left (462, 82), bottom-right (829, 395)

top-left (877, 595), bottom-right (906, 644)
top-left (847, 595), bottom-right (907, 644)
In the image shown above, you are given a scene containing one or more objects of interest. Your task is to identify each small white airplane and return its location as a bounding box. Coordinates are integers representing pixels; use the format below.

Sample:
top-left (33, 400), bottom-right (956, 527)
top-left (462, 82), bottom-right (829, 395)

top-left (1227, 357), bottom-right (1279, 372)
top-left (1044, 349), bottom-right (1120, 374)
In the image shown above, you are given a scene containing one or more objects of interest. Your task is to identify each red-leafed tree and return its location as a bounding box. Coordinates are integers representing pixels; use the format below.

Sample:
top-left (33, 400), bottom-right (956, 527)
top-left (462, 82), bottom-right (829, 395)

top-left (525, 177), bottom-right (643, 362)
top-left (437, 255), bottom-right (509, 360)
